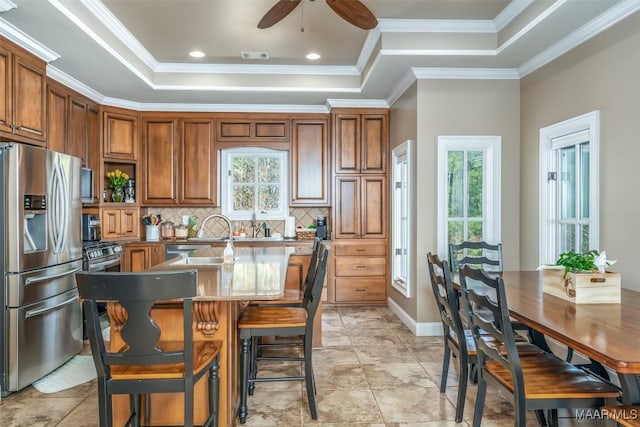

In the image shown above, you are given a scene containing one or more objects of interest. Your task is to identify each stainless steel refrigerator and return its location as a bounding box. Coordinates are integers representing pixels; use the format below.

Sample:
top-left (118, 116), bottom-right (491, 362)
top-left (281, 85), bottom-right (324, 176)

top-left (0, 143), bottom-right (83, 395)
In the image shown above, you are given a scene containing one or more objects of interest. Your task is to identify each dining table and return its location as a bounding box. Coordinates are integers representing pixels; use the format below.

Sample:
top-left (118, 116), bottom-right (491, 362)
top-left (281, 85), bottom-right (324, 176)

top-left (465, 271), bottom-right (640, 405)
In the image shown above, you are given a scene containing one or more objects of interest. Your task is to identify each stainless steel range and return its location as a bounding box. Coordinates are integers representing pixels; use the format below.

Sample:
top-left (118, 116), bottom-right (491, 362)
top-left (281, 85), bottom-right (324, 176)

top-left (82, 241), bottom-right (123, 272)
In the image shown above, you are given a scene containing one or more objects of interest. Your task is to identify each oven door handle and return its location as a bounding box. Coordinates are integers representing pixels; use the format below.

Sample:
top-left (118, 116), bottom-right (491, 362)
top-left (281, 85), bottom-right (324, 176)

top-left (25, 294), bottom-right (79, 318)
top-left (25, 266), bottom-right (82, 285)
top-left (88, 258), bottom-right (121, 271)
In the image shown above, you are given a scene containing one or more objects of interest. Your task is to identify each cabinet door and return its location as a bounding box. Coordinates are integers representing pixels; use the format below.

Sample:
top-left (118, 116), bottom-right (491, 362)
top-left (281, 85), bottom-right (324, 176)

top-left (0, 45), bottom-right (10, 134)
top-left (290, 119), bottom-right (329, 206)
top-left (333, 113), bottom-right (359, 174)
top-left (101, 209), bottom-right (121, 239)
top-left (103, 110), bottom-right (138, 160)
top-left (361, 175), bottom-right (387, 238)
top-left (149, 244), bottom-right (166, 267)
top-left (13, 52), bottom-right (46, 143)
top-left (46, 84), bottom-right (67, 154)
top-left (361, 114), bottom-right (387, 174)
top-left (142, 118), bottom-right (178, 205)
top-left (123, 246), bottom-right (150, 272)
top-left (120, 209), bottom-right (139, 237)
top-left (86, 106), bottom-right (100, 203)
top-left (68, 97), bottom-right (87, 164)
top-left (180, 119), bottom-right (216, 205)
top-left (333, 176), bottom-right (360, 239)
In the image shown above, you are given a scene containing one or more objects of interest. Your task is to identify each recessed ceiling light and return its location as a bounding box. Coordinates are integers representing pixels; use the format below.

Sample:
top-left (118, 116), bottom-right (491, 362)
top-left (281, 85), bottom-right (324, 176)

top-left (306, 52), bottom-right (321, 60)
top-left (189, 50), bottom-right (205, 58)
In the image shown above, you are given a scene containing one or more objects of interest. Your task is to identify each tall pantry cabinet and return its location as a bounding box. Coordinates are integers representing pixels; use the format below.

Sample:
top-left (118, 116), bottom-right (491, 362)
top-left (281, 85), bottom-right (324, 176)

top-left (331, 109), bottom-right (389, 304)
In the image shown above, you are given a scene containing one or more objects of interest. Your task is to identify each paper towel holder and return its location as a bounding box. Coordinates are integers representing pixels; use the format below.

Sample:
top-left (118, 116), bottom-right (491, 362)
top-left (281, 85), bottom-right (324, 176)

top-left (284, 215), bottom-right (297, 239)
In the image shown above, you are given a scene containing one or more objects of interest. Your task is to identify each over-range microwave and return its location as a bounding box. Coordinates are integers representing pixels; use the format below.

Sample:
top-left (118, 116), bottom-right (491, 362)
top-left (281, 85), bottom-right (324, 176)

top-left (81, 167), bottom-right (94, 203)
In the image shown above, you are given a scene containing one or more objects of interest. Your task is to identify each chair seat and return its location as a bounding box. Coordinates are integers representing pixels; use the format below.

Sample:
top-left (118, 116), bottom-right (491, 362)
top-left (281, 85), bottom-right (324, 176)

top-left (448, 330), bottom-right (541, 356)
top-left (238, 306), bottom-right (307, 329)
top-left (112, 341), bottom-right (221, 380)
top-left (485, 352), bottom-right (620, 399)
top-left (602, 406), bottom-right (640, 426)
top-left (251, 289), bottom-right (303, 305)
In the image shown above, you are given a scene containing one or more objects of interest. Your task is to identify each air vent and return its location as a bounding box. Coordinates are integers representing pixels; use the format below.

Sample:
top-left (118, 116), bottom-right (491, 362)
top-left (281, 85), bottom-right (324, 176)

top-left (241, 51), bottom-right (269, 60)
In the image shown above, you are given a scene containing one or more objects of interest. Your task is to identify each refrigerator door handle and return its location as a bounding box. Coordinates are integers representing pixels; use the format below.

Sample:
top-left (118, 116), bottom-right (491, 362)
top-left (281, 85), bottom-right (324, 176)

top-left (24, 266), bottom-right (82, 285)
top-left (49, 163), bottom-right (61, 252)
top-left (56, 163), bottom-right (70, 252)
top-left (25, 294), bottom-right (79, 319)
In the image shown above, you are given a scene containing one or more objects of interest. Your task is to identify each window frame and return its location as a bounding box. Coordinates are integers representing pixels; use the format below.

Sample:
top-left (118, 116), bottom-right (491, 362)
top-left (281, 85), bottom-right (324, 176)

top-left (539, 111), bottom-right (600, 265)
top-left (437, 135), bottom-right (502, 259)
top-left (220, 147), bottom-right (289, 221)
top-left (391, 140), bottom-right (413, 297)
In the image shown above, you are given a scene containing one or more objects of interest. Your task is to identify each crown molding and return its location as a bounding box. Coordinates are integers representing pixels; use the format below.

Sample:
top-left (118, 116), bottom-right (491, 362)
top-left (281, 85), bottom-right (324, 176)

top-left (518, 0), bottom-right (640, 77)
top-left (497, 0), bottom-right (566, 54)
top-left (326, 99), bottom-right (389, 109)
top-left (378, 18), bottom-right (495, 33)
top-left (386, 69), bottom-right (418, 107)
top-left (101, 97), bottom-right (331, 113)
top-left (413, 68), bottom-right (520, 79)
top-left (47, 66), bottom-right (104, 103)
top-left (356, 27), bottom-right (381, 72)
top-left (154, 62), bottom-right (359, 76)
top-left (494, 0), bottom-right (534, 31)
top-left (0, 17), bottom-right (60, 62)
top-left (0, 0), bottom-right (16, 13)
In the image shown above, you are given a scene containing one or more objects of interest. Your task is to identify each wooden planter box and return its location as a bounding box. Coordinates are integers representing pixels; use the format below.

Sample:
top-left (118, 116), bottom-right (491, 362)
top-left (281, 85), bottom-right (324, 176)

top-left (543, 268), bottom-right (621, 304)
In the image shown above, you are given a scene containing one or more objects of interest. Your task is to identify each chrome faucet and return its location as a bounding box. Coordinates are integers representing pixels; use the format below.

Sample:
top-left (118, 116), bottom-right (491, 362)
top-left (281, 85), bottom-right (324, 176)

top-left (251, 211), bottom-right (260, 238)
top-left (197, 214), bottom-right (233, 243)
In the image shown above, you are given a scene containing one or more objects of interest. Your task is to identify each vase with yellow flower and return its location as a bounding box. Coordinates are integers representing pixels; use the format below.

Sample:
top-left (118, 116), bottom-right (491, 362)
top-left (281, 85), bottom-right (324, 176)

top-left (106, 169), bottom-right (129, 202)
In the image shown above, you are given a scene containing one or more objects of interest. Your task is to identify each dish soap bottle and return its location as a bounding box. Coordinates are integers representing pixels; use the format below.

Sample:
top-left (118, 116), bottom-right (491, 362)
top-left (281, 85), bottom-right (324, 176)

top-left (223, 240), bottom-right (234, 264)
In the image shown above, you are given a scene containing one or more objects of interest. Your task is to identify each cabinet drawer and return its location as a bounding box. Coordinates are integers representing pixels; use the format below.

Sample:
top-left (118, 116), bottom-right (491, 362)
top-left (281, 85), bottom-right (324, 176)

top-left (334, 242), bottom-right (386, 256)
top-left (335, 278), bottom-right (386, 302)
top-left (335, 256), bottom-right (386, 277)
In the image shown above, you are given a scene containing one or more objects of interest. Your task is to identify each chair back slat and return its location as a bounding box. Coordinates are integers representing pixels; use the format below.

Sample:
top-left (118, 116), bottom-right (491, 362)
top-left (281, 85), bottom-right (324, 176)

top-left (458, 265), bottom-right (524, 392)
top-left (427, 253), bottom-right (466, 352)
top-left (301, 237), bottom-right (322, 306)
top-left (304, 245), bottom-right (329, 331)
top-left (449, 241), bottom-right (503, 272)
top-left (76, 270), bottom-right (198, 372)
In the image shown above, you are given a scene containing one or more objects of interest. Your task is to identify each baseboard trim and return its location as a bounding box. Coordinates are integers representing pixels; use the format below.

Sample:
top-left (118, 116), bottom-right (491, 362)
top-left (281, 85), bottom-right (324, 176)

top-left (387, 298), bottom-right (443, 337)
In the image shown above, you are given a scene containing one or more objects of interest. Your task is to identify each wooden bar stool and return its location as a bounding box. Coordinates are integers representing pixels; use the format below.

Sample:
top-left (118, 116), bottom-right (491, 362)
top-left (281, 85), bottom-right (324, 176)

top-left (237, 246), bottom-right (329, 424)
top-left (77, 270), bottom-right (221, 427)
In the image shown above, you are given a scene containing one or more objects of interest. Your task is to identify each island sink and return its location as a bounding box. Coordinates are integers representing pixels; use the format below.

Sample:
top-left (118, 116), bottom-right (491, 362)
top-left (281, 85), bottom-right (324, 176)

top-left (171, 256), bottom-right (225, 265)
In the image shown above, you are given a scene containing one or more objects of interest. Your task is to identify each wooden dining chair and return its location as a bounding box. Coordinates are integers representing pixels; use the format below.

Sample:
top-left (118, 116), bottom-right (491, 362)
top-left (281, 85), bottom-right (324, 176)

top-left (76, 270), bottom-right (222, 427)
top-left (458, 265), bottom-right (620, 427)
top-left (237, 245), bottom-right (329, 424)
top-left (449, 240), bottom-right (503, 272)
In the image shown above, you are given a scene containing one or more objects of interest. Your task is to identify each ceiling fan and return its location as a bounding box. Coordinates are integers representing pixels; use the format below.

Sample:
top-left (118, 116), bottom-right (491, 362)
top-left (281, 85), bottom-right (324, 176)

top-left (258, 0), bottom-right (378, 30)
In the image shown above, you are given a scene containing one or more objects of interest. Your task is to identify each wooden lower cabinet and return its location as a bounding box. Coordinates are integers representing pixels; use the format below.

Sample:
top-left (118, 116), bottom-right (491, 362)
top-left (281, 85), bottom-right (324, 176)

top-left (332, 240), bottom-right (387, 303)
top-left (123, 242), bottom-right (165, 272)
top-left (101, 207), bottom-right (139, 239)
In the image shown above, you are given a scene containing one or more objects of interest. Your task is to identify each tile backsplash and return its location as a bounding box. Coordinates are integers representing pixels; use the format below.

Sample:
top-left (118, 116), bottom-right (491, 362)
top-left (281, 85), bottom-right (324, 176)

top-left (147, 207), bottom-right (330, 239)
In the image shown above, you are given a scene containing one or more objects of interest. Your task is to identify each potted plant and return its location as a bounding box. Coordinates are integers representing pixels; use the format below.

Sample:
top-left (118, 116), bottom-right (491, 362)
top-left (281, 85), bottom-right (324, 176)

top-left (543, 250), bottom-right (620, 303)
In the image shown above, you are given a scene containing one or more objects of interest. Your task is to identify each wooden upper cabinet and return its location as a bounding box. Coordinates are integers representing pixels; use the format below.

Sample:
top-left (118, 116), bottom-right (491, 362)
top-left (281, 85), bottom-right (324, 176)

top-left (86, 106), bottom-right (100, 203)
top-left (103, 109), bottom-right (138, 160)
top-left (0, 41), bottom-right (47, 145)
top-left (333, 175), bottom-right (387, 239)
top-left (180, 118), bottom-right (216, 205)
top-left (46, 83), bottom-right (67, 154)
top-left (333, 110), bottom-right (388, 174)
top-left (68, 97), bottom-right (87, 164)
top-left (140, 116), bottom-right (216, 207)
top-left (101, 207), bottom-right (139, 239)
top-left (290, 119), bottom-right (329, 206)
top-left (141, 118), bottom-right (179, 205)
top-left (216, 116), bottom-right (289, 146)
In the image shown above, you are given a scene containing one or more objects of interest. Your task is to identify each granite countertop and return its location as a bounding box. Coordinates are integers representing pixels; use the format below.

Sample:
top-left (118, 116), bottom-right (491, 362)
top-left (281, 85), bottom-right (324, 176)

top-left (148, 246), bottom-right (309, 301)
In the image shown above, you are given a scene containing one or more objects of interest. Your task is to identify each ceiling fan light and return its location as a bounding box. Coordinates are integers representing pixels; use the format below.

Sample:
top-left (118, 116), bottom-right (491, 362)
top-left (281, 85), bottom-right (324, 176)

top-left (306, 52), bottom-right (321, 60)
top-left (189, 50), bottom-right (205, 58)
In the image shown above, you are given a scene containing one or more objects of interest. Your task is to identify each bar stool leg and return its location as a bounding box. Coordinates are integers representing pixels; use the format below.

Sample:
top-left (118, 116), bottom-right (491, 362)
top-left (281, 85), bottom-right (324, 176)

top-left (239, 337), bottom-right (251, 424)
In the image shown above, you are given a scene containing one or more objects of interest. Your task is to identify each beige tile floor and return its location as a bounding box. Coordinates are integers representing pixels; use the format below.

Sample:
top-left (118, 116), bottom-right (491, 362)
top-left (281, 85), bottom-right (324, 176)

top-left (0, 305), bottom-right (616, 426)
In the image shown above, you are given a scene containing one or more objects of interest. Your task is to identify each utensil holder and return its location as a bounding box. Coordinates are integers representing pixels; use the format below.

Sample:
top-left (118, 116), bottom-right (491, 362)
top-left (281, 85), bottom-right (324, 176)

top-left (146, 225), bottom-right (160, 242)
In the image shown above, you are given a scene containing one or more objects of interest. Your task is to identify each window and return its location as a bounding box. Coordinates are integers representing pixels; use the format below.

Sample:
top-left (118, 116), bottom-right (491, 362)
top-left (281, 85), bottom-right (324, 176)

top-left (539, 111), bottom-right (599, 265)
top-left (437, 136), bottom-right (501, 258)
top-left (392, 140), bottom-right (413, 297)
top-left (221, 147), bottom-right (288, 220)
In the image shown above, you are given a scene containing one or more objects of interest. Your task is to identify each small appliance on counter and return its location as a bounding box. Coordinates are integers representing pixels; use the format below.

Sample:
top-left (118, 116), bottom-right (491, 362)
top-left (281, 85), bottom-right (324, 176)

top-left (82, 214), bottom-right (101, 242)
top-left (315, 215), bottom-right (328, 240)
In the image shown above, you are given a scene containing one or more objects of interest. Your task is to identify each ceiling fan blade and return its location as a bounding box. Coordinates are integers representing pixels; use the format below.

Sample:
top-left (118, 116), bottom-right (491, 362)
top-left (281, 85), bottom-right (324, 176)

top-left (326, 0), bottom-right (378, 30)
top-left (258, 0), bottom-right (302, 29)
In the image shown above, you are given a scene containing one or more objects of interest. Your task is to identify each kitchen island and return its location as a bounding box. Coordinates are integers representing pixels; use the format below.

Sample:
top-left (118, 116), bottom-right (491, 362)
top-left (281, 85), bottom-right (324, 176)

top-left (108, 245), bottom-right (304, 426)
